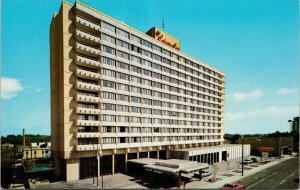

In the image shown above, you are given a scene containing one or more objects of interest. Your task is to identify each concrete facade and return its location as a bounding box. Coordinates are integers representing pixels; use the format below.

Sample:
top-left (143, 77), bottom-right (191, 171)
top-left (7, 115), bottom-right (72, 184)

top-left (51, 1), bottom-right (225, 181)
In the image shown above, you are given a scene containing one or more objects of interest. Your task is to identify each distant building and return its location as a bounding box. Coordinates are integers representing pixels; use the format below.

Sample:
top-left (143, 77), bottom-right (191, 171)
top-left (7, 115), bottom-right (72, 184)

top-left (290, 116), bottom-right (299, 133)
top-left (238, 136), bottom-right (293, 157)
top-left (23, 142), bottom-right (51, 159)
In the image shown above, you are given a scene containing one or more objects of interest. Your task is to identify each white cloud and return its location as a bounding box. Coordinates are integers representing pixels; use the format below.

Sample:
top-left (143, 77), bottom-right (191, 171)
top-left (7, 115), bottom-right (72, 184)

top-left (226, 106), bottom-right (299, 122)
top-left (1, 77), bottom-right (23, 100)
top-left (232, 89), bottom-right (263, 102)
top-left (277, 88), bottom-right (297, 95)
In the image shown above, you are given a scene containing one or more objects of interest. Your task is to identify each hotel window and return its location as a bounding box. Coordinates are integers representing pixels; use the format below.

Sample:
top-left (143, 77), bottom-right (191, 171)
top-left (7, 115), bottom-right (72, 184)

top-left (117, 83), bottom-right (129, 91)
top-left (162, 49), bottom-right (171, 57)
top-left (179, 65), bottom-right (185, 71)
top-left (142, 88), bottom-right (152, 96)
top-left (153, 63), bottom-right (162, 71)
top-left (117, 105), bottom-right (129, 112)
top-left (117, 50), bottom-right (129, 60)
top-left (153, 54), bottom-right (161, 62)
top-left (118, 73), bottom-right (130, 81)
top-left (162, 58), bottom-right (170, 65)
top-left (163, 67), bottom-right (170, 74)
top-left (171, 61), bottom-right (178, 68)
top-left (131, 76), bottom-right (141, 83)
top-left (102, 68), bottom-right (116, 77)
top-left (153, 44), bottom-right (161, 52)
top-left (142, 49), bottom-right (152, 57)
top-left (131, 117), bottom-right (141, 123)
top-left (102, 80), bottom-right (116, 88)
top-left (152, 82), bottom-right (161, 89)
top-left (131, 96), bottom-right (141, 103)
top-left (130, 65), bottom-right (141, 73)
top-left (142, 108), bottom-right (152, 114)
top-left (142, 59), bottom-right (152, 67)
top-left (103, 103), bottom-right (116, 111)
top-left (131, 86), bottom-right (141, 93)
top-left (102, 45), bottom-right (115, 55)
top-left (102, 115), bottom-right (116, 122)
top-left (142, 118), bottom-right (152, 124)
top-left (153, 109), bottom-right (161, 115)
top-left (102, 33), bottom-right (116, 44)
top-left (118, 61), bottom-right (129, 70)
top-left (102, 57), bottom-right (116, 66)
top-left (118, 116), bottom-right (129, 122)
top-left (142, 40), bottom-right (152, 48)
top-left (153, 91), bottom-right (162, 98)
top-left (117, 39), bottom-right (129, 49)
top-left (131, 106), bottom-right (141, 113)
top-left (153, 137), bottom-right (161, 142)
top-left (153, 100), bottom-right (162, 106)
top-left (131, 35), bottom-right (141, 44)
top-left (142, 98), bottom-right (152, 105)
top-left (142, 79), bottom-right (152, 86)
top-left (131, 56), bottom-right (141, 64)
top-left (179, 57), bottom-right (186, 63)
top-left (117, 28), bottom-right (129, 38)
top-left (162, 76), bottom-right (170, 82)
top-left (102, 21), bottom-right (115, 33)
top-left (162, 101), bottom-right (170, 107)
top-left (118, 94), bottom-right (129, 101)
top-left (171, 53), bottom-right (178, 60)
top-left (102, 92), bottom-right (116, 100)
top-left (153, 72), bottom-right (161, 80)
top-left (103, 137), bottom-right (116, 144)
top-left (143, 69), bottom-right (152, 77)
top-left (131, 45), bottom-right (141, 54)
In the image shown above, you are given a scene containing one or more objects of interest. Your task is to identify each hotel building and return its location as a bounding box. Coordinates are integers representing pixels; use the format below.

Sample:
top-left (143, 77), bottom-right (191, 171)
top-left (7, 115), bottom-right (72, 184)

top-left (50, 1), bottom-right (247, 181)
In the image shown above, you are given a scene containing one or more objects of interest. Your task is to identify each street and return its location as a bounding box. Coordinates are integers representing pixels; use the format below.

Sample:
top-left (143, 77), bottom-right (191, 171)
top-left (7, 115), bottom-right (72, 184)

top-left (244, 157), bottom-right (299, 189)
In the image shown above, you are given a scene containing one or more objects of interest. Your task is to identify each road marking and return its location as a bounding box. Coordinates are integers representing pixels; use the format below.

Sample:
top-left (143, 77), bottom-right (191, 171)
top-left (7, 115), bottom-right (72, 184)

top-left (271, 171), bottom-right (278, 176)
top-left (289, 173), bottom-right (295, 177)
top-left (279, 179), bottom-right (286, 184)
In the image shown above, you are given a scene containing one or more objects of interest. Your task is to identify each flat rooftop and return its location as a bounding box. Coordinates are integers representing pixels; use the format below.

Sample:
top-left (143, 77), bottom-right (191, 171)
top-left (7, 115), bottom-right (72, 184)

top-left (176, 144), bottom-right (246, 152)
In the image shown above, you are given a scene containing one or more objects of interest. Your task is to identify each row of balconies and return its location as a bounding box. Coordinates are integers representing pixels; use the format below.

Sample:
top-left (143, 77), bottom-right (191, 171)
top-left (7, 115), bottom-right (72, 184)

top-left (75, 28), bottom-right (100, 45)
top-left (76, 81), bottom-right (101, 91)
top-left (76, 68), bottom-right (101, 80)
top-left (77, 94), bottom-right (101, 103)
top-left (75, 139), bottom-right (223, 151)
top-left (75, 132), bottom-right (222, 138)
top-left (76, 54), bottom-right (101, 68)
top-left (77, 107), bottom-right (101, 115)
top-left (76, 42), bottom-right (101, 58)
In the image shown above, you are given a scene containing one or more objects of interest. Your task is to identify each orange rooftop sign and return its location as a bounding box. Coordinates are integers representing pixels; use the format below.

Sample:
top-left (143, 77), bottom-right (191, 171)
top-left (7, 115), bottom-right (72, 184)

top-left (146, 27), bottom-right (180, 51)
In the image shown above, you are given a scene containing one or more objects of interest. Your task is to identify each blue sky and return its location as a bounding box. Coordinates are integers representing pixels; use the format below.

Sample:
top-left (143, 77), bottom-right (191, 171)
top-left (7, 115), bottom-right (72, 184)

top-left (2, 0), bottom-right (299, 136)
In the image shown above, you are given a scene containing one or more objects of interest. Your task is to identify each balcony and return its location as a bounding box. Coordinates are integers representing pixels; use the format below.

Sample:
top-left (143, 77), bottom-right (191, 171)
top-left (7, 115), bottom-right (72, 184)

top-left (76, 107), bottom-right (101, 115)
top-left (76, 42), bottom-right (101, 58)
top-left (76, 55), bottom-right (101, 68)
top-left (76, 144), bottom-right (101, 151)
top-left (75, 29), bottom-right (100, 46)
top-left (76, 94), bottom-right (101, 103)
top-left (76, 132), bottom-right (101, 138)
top-left (75, 16), bottom-right (100, 33)
top-left (77, 120), bottom-right (100, 126)
top-left (76, 81), bottom-right (100, 92)
top-left (76, 68), bottom-right (101, 80)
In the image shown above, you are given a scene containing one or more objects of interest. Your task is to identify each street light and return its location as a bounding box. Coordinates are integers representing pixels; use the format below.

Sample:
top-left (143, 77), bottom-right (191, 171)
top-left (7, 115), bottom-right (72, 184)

top-left (241, 135), bottom-right (244, 176)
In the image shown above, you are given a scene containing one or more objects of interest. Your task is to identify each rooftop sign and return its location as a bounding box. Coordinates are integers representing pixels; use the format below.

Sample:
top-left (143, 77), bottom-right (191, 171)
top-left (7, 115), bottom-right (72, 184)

top-left (146, 27), bottom-right (180, 51)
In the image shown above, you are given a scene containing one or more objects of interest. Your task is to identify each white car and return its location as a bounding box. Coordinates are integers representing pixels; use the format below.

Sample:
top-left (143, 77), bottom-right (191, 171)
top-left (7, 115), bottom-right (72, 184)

top-left (201, 170), bottom-right (212, 177)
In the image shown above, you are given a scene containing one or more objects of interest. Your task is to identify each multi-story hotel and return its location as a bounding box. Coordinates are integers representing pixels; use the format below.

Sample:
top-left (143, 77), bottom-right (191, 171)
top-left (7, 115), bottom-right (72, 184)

top-left (51, 1), bottom-right (248, 181)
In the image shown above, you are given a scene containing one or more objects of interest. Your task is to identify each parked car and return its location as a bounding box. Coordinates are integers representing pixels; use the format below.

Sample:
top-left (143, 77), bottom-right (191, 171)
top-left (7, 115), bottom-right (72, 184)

top-left (201, 170), bottom-right (212, 177)
top-left (240, 159), bottom-right (253, 165)
top-left (221, 183), bottom-right (245, 190)
top-left (250, 157), bottom-right (259, 163)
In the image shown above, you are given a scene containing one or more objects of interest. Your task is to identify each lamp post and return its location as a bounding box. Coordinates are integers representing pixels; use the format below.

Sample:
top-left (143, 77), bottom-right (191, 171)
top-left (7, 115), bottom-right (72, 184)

top-left (241, 135), bottom-right (244, 176)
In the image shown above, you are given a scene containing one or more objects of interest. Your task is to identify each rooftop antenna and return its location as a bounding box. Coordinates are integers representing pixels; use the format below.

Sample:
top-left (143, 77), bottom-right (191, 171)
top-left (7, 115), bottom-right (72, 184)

top-left (162, 17), bottom-right (165, 31)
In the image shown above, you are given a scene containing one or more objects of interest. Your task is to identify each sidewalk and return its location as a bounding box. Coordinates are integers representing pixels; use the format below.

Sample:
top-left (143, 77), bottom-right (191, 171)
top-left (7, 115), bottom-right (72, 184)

top-left (186, 155), bottom-right (295, 189)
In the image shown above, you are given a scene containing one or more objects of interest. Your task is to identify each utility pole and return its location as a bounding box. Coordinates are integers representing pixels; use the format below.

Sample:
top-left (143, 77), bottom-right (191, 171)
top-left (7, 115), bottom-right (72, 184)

top-left (241, 136), bottom-right (244, 176)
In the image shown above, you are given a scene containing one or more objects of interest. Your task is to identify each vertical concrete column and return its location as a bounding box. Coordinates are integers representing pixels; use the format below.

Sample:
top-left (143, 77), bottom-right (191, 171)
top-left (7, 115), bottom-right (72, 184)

top-left (147, 151), bottom-right (150, 158)
top-left (137, 152), bottom-right (139, 159)
top-left (112, 154), bottom-right (115, 175)
top-left (157, 150), bottom-right (159, 159)
top-left (125, 153), bottom-right (128, 172)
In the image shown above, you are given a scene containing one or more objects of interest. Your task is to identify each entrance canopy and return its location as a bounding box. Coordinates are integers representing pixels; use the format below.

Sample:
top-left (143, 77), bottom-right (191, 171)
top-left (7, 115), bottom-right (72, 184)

top-left (128, 158), bottom-right (209, 174)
